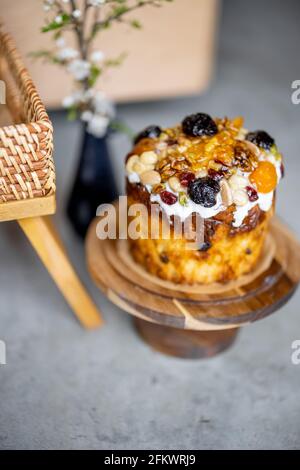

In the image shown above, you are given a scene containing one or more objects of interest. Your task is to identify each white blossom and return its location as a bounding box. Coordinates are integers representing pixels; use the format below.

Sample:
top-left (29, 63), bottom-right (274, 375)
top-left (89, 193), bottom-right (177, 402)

top-left (68, 59), bottom-right (91, 80)
top-left (56, 47), bottom-right (79, 61)
top-left (88, 0), bottom-right (106, 6)
top-left (62, 0), bottom-right (70, 3)
top-left (82, 89), bottom-right (94, 102)
top-left (62, 95), bottom-right (75, 108)
top-left (87, 114), bottom-right (109, 137)
top-left (72, 9), bottom-right (82, 19)
top-left (55, 37), bottom-right (66, 48)
top-left (55, 15), bottom-right (63, 24)
top-left (62, 90), bottom-right (85, 108)
top-left (81, 110), bottom-right (93, 122)
top-left (90, 50), bottom-right (105, 63)
top-left (93, 91), bottom-right (115, 119)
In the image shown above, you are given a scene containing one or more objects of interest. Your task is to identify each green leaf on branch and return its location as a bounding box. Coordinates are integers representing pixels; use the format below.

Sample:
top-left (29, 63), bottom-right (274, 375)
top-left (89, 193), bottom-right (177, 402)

top-left (88, 65), bottom-right (102, 87)
top-left (110, 120), bottom-right (134, 139)
top-left (28, 50), bottom-right (60, 64)
top-left (111, 5), bottom-right (130, 16)
top-left (130, 19), bottom-right (142, 29)
top-left (67, 106), bottom-right (78, 121)
top-left (42, 13), bottom-right (71, 33)
top-left (104, 52), bottom-right (127, 68)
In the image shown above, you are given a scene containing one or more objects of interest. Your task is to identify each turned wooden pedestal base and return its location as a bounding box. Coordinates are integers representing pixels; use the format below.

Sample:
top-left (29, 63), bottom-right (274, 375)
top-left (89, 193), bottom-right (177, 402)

top-left (86, 211), bottom-right (300, 359)
top-left (134, 318), bottom-right (239, 358)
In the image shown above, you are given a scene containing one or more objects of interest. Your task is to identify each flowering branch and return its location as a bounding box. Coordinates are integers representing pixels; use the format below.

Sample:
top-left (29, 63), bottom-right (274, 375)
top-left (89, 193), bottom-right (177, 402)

top-left (36, 0), bottom-right (173, 137)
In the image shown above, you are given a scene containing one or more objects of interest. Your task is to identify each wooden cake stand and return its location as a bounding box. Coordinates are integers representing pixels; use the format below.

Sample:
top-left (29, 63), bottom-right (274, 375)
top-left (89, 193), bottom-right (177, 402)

top-left (86, 211), bottom-right (300, 358)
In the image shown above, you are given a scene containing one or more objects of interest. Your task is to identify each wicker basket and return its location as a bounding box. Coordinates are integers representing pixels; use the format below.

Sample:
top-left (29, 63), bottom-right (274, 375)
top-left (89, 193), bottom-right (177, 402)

top-left (0, 30), bottom-right (55, 205)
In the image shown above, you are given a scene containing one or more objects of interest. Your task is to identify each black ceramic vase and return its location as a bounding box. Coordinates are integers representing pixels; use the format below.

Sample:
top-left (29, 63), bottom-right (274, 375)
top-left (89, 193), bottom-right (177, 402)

top-left (67, 127), bottom-right (118, 238)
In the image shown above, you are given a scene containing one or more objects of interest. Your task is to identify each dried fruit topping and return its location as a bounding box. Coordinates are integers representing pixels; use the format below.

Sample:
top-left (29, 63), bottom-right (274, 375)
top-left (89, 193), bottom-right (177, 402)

top-left (198, 241), bottom-right (211, 252)
top-left (160, 253), bottom-right (169, 264)
top-left (208, 169), bottom-right (224, 181)
top-left (182, 113), bottom-right (218, 137)
top-left (212, 145), bottom-right (235, 166)
top-left (179, 171), bottom-right (195, 187)
top-left (249, 161), bottom-right (278, 193)
top-left (160, 190), bottom-right (178, 205)
top-left (220, 179), bottom-right (233, 207)
top-left (246, 130), bottom-right (275, 150)
top-left (188, 177), bottom-right (220, 207)
top-left (134, 125), bottom-right (162, 144)
top-left (179, 192), bottom-right (188, 206)
top-left (246, 186), bottom-right (259, 202)
top-left (233, 141), bottom-right (257, 171)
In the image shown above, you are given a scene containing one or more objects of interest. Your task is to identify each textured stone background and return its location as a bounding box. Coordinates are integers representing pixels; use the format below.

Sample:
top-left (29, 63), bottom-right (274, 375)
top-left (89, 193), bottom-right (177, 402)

top-left (0, 0), bottom-right (299, 449)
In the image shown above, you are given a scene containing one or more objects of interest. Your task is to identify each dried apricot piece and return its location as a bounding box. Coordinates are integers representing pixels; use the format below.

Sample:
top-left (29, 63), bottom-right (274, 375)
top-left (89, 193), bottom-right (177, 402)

top-left (249, 161), bottom-right (277, 193)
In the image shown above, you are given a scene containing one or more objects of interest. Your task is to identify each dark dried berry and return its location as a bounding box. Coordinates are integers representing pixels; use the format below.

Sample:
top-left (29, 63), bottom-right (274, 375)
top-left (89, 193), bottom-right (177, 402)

top-left (160, 253), bottom-right (169, 264)
top-left (280, 162), bottom-right (285, 178)
top-left (208, 169), bottom-right (224, 181)
top-left (246, 130), bottom-right (275, 150)
top-left (160, 190), bottom-right (178, 205)
top-left (134, 125), bottom-right (162, 144)
top-left (246, 186), bottom-right (259, 202)
top-left (245, 248), bottom-right (252, 255)
top-left (188, 177), bottom-right (220, 207)
top-left (179, 171), bottom-right (195, 187)
top-left (198, 241), bottom-right (211, 252)
top-left (182, 113), bottom-right (218, 137)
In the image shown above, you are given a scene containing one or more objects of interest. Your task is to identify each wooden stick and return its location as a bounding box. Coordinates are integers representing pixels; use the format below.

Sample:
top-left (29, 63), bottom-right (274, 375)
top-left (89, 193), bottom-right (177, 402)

top-left (18, 215), bottom-right (103, 329)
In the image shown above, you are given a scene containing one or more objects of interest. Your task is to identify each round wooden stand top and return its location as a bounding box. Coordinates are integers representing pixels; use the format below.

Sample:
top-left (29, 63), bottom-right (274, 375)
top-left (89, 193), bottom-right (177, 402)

top-left (86, 215), bottom-right (300, 332)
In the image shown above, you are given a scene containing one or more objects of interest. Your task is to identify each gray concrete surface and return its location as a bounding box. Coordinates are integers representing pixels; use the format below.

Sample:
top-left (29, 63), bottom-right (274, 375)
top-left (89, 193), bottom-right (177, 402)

top-left (0, 0), bottom-right (300, 450)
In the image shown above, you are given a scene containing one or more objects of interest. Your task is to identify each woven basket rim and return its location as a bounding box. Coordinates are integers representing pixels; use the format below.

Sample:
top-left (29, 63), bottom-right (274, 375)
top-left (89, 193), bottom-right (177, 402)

top-left (0, 28), bottom-right (56, 204)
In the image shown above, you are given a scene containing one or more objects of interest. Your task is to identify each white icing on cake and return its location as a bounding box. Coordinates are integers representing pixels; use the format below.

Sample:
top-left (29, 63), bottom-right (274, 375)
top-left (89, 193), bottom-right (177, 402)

top-left (126, 149), bottom-right (282, 228)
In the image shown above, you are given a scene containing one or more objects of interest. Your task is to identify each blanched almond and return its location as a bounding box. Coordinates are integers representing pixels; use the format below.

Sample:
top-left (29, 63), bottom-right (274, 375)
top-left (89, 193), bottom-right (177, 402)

top-left (228, 174), bottom-right (248, 190)
top-left (195, 169), bottom-right (207, 178)
top-left (220, 179), bottom-right (233, 207)
top-left (233, 189), bottom-right (248, 206)
top-left (140, 151), bottom-right (158, 165)
top-left (168, 176), bottom-right (182, 192)
top-left (140, 170), bottom-right (161, 186)
top-left (132, 160), bottom-right (150, 175)
top-left (126, 155), bottom-right (139, 173)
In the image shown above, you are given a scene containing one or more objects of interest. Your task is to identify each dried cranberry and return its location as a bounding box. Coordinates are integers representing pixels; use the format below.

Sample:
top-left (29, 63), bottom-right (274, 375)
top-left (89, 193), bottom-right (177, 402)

top-left (182, 113), bottom-right (218, 137)
top-left (246, 186), bottom-right (259, 202)
top-left (179, 172), bottom-right (195, 187)
top-left (188, 177), bottom-right (220, 207)
top-left (280, 162), bottom-right (285, 178)
top-left (160, 190), bottom-right (178, 205)
top-left (134, 125), bottom-right (162, 144)
top-left (208, 169), bottom-right (224, 181)
top-left (246, 130), bottom-right (274, 150)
